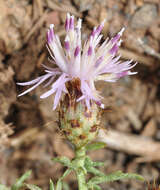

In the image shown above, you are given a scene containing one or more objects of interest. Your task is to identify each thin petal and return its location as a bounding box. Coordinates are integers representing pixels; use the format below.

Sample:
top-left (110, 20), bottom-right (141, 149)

top-left (17, 77), bottom-right (41, 86)
top-left (53, 90), bottom-right (62, 110)
top-left (43, 76), bottom-right (56, 87)
top-left (18, 74), bottom-right (53, 97)
top-left (40, 74), bottom-right (69, 99)
top-left (77, 95), bottom-right (85, 102)
top-left (40, 88), bottom-right (56, 99)
top-left (85, 98), bottom-right (91, 110)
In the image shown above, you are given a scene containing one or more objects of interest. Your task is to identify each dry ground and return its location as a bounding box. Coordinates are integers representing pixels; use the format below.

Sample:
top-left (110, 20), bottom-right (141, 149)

top-left (0, 0), bottom-right (160, 189)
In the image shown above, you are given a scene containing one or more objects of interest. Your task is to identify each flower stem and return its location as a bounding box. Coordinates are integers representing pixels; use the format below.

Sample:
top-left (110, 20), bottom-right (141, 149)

top-left (75, 146), bottom-right (86, 157)
top-left (76, 168), bottom-right (88, 190)
top-left (75, 147), bottom-right (88, 190)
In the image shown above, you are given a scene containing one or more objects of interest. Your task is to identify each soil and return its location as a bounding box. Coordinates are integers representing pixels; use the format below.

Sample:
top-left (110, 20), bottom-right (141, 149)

top-left (0, 0), bottom-right (160, 189)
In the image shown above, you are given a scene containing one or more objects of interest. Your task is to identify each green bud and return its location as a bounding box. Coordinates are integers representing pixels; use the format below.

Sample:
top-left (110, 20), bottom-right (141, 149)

top-left (58, 79), bottom-right (101, 149)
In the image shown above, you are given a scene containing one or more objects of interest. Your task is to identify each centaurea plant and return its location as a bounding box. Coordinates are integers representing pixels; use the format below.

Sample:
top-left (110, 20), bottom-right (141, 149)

top-left (1, 14), bottom-right (143, 190)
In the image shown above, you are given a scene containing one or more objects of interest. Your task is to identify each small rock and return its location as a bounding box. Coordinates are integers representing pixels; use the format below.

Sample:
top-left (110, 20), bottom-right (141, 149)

top-left (130, 4), bottom-right (158, 29)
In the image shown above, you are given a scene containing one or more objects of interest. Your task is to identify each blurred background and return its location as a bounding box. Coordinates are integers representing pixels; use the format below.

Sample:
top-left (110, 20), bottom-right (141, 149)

top-left (0, 0), bottom-right (160, 189)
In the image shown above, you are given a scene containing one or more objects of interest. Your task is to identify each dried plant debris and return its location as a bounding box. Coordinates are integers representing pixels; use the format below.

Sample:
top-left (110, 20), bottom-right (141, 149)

top-left (0, 121), bottom-right (13, 150)
top-left (9, 30), bottom-right (46, 81)
top-left (0, 0), bottom-right (160, 189)
top-left (0, 64), bottom-right (16, 117)
top-left (0, 0), bottom-right (32, 54)
top-left (130, 4), bottom-right (158, 29)
top-left (0, 63), bottom-right (15, 149)
top-left (73, 0), bottom-right (95, 12)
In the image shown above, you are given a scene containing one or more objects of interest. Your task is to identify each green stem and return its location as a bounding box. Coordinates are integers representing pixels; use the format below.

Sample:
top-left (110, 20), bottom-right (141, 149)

top-left (75, 147), bottom-right (88, 190)
top-left (75, 146), bottom-right (86, 157)
top-left (76, 168), bottom-right (88, 190)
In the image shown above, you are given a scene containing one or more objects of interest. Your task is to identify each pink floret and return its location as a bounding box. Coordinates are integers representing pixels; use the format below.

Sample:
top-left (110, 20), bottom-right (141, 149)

top-left (17, 13), bottom-right (137, 110)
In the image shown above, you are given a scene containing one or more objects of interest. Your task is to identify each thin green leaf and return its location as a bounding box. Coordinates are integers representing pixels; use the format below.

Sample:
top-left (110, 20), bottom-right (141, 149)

top-left (92, 161), bottom-right (104, 167)
top-left (85, 142), bottom-right (106, 151)
top-left (62, 182), bottom-right (70, 190)
top-left (55, 168), bottom-right (72, 190)
top-left (52, 157), bottom-right (71, 167)
top-left (84, 156), bottom-right (92, 167)
top-left (11, 170), bottom-right (32, 190)
top-left (60, 169), bottom-right (72, 180)
top-left (84, 157), bottom-right (104, 168)
top-left (88, 171), bottom-right (144, 186)
top-left (86, 166), bottom-right (105, 176)
top-left (49, 179), bottom-right (54, 190)
top-left (0, 184), bottom-right (10, 190)
top-left (24, 184), bottom-right (42, 190)
top-left (92, 185), bottom-right (102, 190)
top-left (56, 180), bottom-right (62, 190)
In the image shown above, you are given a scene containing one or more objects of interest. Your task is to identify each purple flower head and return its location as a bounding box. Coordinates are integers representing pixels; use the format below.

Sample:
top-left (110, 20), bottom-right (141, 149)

top-left (17, 13), bottom-right (137, 110)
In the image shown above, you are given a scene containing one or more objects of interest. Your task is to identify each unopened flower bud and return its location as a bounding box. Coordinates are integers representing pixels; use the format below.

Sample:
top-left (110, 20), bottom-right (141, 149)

top-left (59, 79), bottom-right (101, 148)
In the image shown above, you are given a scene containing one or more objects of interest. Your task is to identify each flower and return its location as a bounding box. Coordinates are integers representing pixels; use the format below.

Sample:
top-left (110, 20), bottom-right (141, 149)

top-left (17, 13), bottom-right (137, 110)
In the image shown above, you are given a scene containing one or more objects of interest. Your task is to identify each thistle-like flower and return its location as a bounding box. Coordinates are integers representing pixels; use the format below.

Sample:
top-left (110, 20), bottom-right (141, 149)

top-left (17, 13), bottom-right (137, 110)
top-left (17, 14), bottom-right (137, 148)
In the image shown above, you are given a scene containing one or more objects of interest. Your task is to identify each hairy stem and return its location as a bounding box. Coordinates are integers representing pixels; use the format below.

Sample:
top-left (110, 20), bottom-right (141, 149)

top-left (75, 147), bottom-right (88, 190)
top-left (76, 168), bottom-right (88, 190)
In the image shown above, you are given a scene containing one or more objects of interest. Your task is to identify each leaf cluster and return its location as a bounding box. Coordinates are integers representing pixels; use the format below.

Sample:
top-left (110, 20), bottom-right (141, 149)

top-left (52, 142), bottom-right (144, 190)
top-left (0, 142), bottom-right (144, 190)
top-left (0, 171), bottom-right (69, 190)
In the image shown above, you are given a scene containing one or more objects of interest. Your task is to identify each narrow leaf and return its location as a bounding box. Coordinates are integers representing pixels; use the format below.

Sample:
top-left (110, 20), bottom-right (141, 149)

top-left (55, 169), bottom-right (72, 190)
top-left (24, 184), bottom-right (42, 190)
top-left (85, 142), bottom-right (106, 151)
top-left (60, 169), bottom-right (72, 180)
top-left (0, 184), bottom-right (10, 190)
top-left (92, 161), bottom-right (104, 167)
top-left (50, 179), bottom-right (54, 190)
top-left (52, 157), bottom-right (71, 167)
top-left (84, 156), bottom-right (92, 167)
top-left (62, 182), bottom-right (70, 190)
top-left (86, 166), bottom-right (105, 176)
top-left (11, 170), bottom-right (32, 190)
top-left (84, 157), bottom-right (104, 168)
top-left (88, 171), bottom-right (144, 186)
top-left (93, 185), bottom-right (102, 190)
top-left (56, 180), bottom-right (62, 190)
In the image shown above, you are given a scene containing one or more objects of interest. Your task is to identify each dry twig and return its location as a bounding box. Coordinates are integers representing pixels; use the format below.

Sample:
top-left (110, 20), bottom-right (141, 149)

top-left (98, 129), bottom-right (160, 163)
top-left (47, 0), bottom-right (81, 17)
top-left (24, 11), bottom-right (48, 43)
top-left (119, 48), bottom-right (155, 66)
top-left (138, 38), bottom-right (160, 60)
